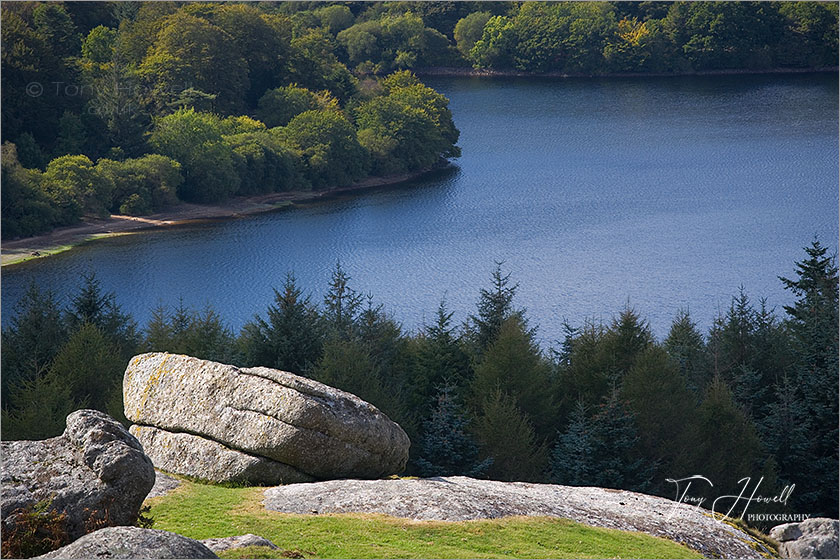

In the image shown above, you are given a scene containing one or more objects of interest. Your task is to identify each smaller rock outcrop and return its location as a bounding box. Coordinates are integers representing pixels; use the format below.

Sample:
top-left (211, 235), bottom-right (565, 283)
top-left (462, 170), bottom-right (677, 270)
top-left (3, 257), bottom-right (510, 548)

top-left (146, 470), bottom-right (181, 500)
top-left (2, 410), bottom-right (155, 545)
top-left (770, 518), bottom-right (839, 559)
top-left (123, 353), bottom-right (410, 483)
top-left (37, 527), bottom-right (217, 559)
top-left (200, 534), bottom-right (279, 553)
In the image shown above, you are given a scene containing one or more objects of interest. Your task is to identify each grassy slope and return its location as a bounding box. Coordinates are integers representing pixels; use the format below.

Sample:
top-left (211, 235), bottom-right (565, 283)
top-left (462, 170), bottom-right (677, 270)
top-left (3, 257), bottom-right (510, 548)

top-left (146, 479), bottom-right (703, 559)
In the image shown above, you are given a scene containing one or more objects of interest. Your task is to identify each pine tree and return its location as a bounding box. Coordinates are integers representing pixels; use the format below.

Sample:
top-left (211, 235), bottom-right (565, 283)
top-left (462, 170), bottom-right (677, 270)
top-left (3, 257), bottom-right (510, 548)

top-left (550, 399), bottom-right (594, 485)
top-left (470, 315), bottom-right (555, 440)
top-left (238, 273), bottom-right (322, 373)
top-left (466, 261), bottom-right (525, 355)
top-left (664, 309), bottom-right (708, 398)
top-left (49, 323), bottom-right (125, 417)
top-left (322, 261), bottom-right (363, 340)
top-left (620, 346), bottom-right (697, 490)
top-left (415, 384), bottom-right (489, 477)
top-left (1, 284), bottom-right (67, 406)
top-left (777, 239), bottom-right (839, 516)
top-left (473, 390), bottom-right (547, 482)
top-left (67, 271), bottom-right (139, 359)
top-left (1, 369), bottom-right (83, 440)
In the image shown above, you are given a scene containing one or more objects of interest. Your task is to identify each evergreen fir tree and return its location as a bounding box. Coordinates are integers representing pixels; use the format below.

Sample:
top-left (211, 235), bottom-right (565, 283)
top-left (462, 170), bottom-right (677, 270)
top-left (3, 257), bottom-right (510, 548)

top-left (415, 383), bottom-right (489, 477)
top-left (238, 273), bottom-right (322, 373)
top-left (466, 261), bottom-right (525, 355)
top-left (473, 390), bottom-right (547, 482)
top-left (550, 399), bottom-right (594, 485)
top-left (1, 369), bottom-right (83, 440)
top-left (664, 309), bottom-right (708, 398)
top-left (470, 315), bottom-right (555, 440)
top-left (322, 261), bottom-right (363, 340)
top-left (777, 239), bottom-right (839, 516)
top-left (67, 271), bottom-right (139, 359)
top-left (1, 284), bottom-right (67, 406)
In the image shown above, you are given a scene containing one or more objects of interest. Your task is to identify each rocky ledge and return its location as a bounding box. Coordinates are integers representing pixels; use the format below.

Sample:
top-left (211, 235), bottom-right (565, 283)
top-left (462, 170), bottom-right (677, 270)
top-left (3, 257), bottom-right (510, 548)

top-left (264, 476), bottom-right (772, 558)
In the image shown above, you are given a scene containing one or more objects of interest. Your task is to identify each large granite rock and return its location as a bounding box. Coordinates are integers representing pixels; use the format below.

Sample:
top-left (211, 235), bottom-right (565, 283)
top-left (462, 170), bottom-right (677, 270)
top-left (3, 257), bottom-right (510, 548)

top-left (264, 476), bottom-right (772, 559)
top-left (123, 353), bottom-right (409, 481)
top-left (37, 527), bottom-right (217, 559)
top-left (131, 426), bottom-right (314, 486)
top-left (2, 410), bottom-right (155, 544)
top-left (770, 518), bottom-right (839, 559)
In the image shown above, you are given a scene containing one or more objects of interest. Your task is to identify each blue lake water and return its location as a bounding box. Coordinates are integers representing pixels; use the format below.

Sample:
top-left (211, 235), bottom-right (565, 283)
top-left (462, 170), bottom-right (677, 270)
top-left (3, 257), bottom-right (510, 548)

top-left (2, 73), bottom-right (837, 345)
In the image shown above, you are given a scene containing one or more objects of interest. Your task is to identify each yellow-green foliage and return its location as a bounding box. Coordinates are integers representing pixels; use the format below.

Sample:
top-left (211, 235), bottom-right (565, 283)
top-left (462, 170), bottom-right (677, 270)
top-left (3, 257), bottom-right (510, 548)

top-left (147, 478), bottom-right (703, 559)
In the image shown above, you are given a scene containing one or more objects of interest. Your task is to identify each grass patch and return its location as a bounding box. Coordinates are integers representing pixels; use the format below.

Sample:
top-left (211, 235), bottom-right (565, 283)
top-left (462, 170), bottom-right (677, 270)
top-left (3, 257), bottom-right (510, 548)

top-left (146, 479), bottom-right (703, 559)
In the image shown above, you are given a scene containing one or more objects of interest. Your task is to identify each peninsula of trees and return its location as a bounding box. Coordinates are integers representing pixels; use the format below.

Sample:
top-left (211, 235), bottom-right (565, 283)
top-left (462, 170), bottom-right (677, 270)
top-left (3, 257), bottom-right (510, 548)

top-left (3, 1), bottom-right (837, 238)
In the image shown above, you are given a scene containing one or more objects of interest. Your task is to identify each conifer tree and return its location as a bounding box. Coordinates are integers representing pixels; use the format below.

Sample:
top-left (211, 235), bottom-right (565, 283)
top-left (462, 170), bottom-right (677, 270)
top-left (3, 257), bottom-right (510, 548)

top-left (473, 390), bottom-right (547, 482)
top-left (322, 261), bottom-right (363, 340)
top-left (1, 284), bottom-right (67, 405)
top-left (238, 273), bottom-right (322, 373)
top-left (470, 315), bottom-right (555, 440)
top-left (777, 239), bottom-right (839, 516)
top-left (550, 399), bottom-right (594, 485)
top-left (1, 369), bottom-right (82, 440)
top-left (466, 262), bottom-right (526, 355)
top-left (415, 383), bottom-right (489, 477)
top-left (67, 271), bottom-right (139, 359)
top-left (664, 309), bottom-right (708, 398)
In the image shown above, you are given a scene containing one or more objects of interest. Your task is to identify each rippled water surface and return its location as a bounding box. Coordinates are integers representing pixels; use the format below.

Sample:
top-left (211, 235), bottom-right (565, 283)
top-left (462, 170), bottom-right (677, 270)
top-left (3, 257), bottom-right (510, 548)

top-left (3, 74), bottom-right (838, 343)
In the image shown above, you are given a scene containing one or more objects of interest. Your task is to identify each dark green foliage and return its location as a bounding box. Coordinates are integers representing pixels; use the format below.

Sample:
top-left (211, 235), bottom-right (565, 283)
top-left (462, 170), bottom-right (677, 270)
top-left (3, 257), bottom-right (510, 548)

top-left (664, 310), bottom-right (708, 397)
top-left (467, 262), bottom-right (523, 354)
top-left (239, 274), bottom-right (323, 373)
top-left (1, 284), bottom-right (67, 407)
top-left (551, 391), bottom-right (653, 491)
top-left (322, 262), bottom-right (365, 339)
top-left (472, 390), bottom-right (547, 482)
top-left (416, 384), bottom-right (489, 477)
top-left (471, 315), bottom-right (554, 440)
top-left (96, 154), bottom-right (182, 215)
top-left (776, 240), bottom-right (839, 517)
top-left (1, 144), bottom-right (60, 239)
top-left (66, 271), bottom-right (140, 360)
top-left (144, 301), bottom-right (236, 364)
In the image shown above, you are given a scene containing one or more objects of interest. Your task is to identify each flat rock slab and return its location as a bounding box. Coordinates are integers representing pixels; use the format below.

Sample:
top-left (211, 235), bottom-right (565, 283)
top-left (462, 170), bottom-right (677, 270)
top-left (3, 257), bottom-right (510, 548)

top-left (132, 426), bottom-right (313, 486)
top-left (201, 534), bottom-right (279, 553)
top-left (146, 470), bottom-right (182, 500)
top-left (37, 527), bottom-right (217, 558)
top-left (124, 353), bottom-right (409, 480)
top-left (264, 476), bottom-right (770, 559)
top-left (2, 410), bottom-right (155, 543)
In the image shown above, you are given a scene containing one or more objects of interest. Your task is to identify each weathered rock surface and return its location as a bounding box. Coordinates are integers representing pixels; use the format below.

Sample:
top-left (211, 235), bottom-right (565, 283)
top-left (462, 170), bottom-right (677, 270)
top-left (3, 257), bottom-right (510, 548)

top-left (132, 426), bottom-right (314, 486)
top-left (264, 476), bottom-right (771, 559)
top-left (770, 518), bottom-right (839, 559)
top-left (146, 470), bottom-right (181, 500)
top-left (123, 353), bottom-right (409, 481)
top-left (37, 527), bottom-right (217, 559)
top-left (200, 534), bottom-right (279, 553)
top-left (1, 410), bottom-right (155, 543)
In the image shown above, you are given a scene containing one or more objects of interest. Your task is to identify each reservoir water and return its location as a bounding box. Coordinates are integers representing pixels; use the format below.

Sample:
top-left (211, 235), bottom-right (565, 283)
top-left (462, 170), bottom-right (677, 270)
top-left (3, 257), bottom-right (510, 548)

top-left (2, 73), bottom-right (837, 344)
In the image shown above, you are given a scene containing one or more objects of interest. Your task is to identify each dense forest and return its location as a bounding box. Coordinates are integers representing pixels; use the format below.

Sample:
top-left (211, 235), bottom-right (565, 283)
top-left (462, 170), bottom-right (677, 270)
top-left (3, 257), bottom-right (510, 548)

top-left (2, 241), bottom-right (837, 524)
top-left (2, 1), bottom-right (838, 238)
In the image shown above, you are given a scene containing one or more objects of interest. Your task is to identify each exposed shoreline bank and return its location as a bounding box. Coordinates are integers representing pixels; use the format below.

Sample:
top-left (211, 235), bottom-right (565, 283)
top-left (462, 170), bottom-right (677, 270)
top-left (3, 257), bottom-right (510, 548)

top-left (1, 164), bottom-right (448, 267)
top-left (414, 65), bottom-right (839, 79)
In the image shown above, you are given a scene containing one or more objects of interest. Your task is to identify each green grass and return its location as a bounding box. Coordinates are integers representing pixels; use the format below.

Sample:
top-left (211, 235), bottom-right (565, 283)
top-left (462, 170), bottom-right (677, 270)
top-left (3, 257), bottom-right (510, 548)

top-left (145, 478), bottom-right (703, 559)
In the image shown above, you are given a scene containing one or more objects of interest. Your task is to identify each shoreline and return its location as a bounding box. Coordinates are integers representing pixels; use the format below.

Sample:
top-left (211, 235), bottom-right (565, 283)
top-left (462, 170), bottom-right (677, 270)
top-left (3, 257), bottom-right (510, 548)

top-left (1, 165), bottom-right (447, 267)
top-left (414, 65), bottom-right (839, 79)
